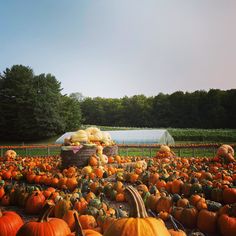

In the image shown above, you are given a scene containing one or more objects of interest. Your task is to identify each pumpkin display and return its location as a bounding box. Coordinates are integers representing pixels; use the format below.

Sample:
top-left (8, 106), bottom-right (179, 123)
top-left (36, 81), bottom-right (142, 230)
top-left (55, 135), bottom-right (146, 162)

top-left (17, 203), bottom-right (71, 236)
top-left (0, 143), bottom-right (235, 235)
top-left (0, 209), bottom-right (23, 236)
top-left (103, 185), bottom-right (170, 236)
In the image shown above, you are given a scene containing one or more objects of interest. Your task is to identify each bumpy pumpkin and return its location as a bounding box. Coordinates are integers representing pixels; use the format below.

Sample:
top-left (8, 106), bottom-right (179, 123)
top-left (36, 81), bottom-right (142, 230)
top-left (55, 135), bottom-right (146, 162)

top-left (17, 203), bottom-right (71, 236)
top-left (4, 150), bottom-right (17, 161)
top-left (217, 144), bottom-right (235, 162)
top-left (0, 209), bottom-right (24, 236)
top-left (103, 185), bottom-right (170, 236)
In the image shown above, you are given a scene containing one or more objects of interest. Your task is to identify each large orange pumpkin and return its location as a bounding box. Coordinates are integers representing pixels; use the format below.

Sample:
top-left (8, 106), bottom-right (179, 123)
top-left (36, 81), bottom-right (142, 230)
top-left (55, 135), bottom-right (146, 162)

top-left (0, 210), bottom-right (23, 236)
top-left (17, 203), bottom-right (71, 236)
top-left (103, 185), bottom-right (170, 236)
top-left (218, 213), bottom-right (236, 236)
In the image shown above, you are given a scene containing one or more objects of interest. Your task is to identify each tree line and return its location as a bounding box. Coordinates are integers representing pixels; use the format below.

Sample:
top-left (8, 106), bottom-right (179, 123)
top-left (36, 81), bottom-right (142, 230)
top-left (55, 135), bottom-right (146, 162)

top-left (80, 90), bottom-right (236, 129)
top-left (0, 65), bottom-right (81, 141)
top-left (0, 65), bottom-right (235, 141)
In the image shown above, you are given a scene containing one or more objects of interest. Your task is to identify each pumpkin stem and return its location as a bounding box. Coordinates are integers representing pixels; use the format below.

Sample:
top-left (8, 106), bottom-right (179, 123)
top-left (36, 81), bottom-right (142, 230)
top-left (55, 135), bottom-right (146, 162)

top-left (38, 202), bottom-right (55, 223)
top-left (169, 215), bottom-right (185, 232)
top-left (169, 215), bottom-right (179, 231)
top-left (73, 213), bottom-right (85, 236)
top-left (0, 209), bottom-right (2, 217)
top-left (125, 185), bottom-right (148, 218)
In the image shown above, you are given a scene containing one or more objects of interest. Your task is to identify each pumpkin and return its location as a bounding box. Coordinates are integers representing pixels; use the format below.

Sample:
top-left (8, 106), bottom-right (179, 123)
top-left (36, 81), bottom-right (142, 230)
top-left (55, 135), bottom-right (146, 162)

top-left (74, 199), bottom-right (88, 214)
top-left (197, 209), bottom-right (217, 234)
top-left (63, 210), bottom-right (79, 231)
top-left (25, 191), bottom-right (45, 214)
top-left (0, 209), bottom-right (23, 236)
top-left (0, 186), bottom-right (5, 199)
top-left (217, 144), bottom-right (235, 162)
top-left (210, 187), bottom-right (223, 202)
top-left (171, 179), bottom-right (183, 194)
top-left (156, 196), bottom-right (173, 213)
top-left (71, 130), bottom-right (88, 143)
top-left (17, 203), bottom-right (71, 236)
top-left (218, 212), bottom-right (236, 236)
top-left (168, 215), bottom-right (187, 236)
top-left (67, 177), bottom-right (78, 191)
top-left (54, 197), bottom-right (72, 218)
top-left (103, 185), bottom-right (170, 236)
top-left (67, 213), bottom-right (102, 236)
top-left (146, 193), bottom-right (160, 211)
top-left (223, 187), bottom-right (236, 204)
top-left (171, 207), bottom-right (184, 222)
top-left (176, 198), bottom-right (189, 208)
top-left (79, 215), bottom-right (97, 229)
top-left (160, 145), bottom-right (171, 153)
top-left (180, 206), bottom-right (198, 229)
top-left (4, 150), bottom-right (17, 161)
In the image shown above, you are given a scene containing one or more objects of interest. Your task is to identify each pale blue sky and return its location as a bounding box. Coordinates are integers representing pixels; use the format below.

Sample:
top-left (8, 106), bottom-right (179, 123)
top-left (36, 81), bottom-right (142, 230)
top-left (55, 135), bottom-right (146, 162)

top-left (1, 1), bottom-right (236, 98)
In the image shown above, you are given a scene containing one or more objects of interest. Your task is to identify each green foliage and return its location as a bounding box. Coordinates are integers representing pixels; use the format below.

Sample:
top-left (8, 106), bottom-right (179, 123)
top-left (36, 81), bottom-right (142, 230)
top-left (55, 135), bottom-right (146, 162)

top-left (0, 65), bottom-right (82, 141)
top-left (80, 89), bottom-right (236, 129)
top-left (168, 128), bottom-right (236, 142)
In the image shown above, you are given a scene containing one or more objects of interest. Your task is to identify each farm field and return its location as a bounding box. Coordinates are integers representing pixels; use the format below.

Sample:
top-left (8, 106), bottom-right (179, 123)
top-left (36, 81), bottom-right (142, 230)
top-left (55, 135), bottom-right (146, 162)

top-left (0, 126), bottom-right (235, 236)
top-left (0, 144), bottom-right (235, 236)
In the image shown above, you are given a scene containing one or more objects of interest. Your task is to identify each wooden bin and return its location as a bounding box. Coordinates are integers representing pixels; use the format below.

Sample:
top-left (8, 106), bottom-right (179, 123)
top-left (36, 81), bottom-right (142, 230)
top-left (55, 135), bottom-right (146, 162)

top-left (103, 145), bottom-right (118, 156)
top-left (61, 145), bottom-right (97, 168)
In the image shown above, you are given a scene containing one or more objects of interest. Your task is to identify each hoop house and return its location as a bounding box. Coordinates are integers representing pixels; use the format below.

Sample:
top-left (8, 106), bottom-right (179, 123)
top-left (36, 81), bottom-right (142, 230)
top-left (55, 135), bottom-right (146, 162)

top-left (107, 129), bottom-right (175, 145)
top-left (55, 129), bottom-right (174, 145)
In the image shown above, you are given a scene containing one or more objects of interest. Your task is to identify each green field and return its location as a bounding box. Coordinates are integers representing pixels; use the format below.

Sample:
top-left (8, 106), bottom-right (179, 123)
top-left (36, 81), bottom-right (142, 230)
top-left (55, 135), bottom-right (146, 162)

top-left (168, 128), bottom-right (236, 142)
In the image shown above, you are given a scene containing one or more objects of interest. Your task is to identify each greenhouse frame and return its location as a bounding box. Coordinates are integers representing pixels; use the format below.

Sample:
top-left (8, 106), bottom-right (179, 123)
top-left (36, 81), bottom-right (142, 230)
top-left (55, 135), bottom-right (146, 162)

top-left (55, 129), bottom-right (175, 145)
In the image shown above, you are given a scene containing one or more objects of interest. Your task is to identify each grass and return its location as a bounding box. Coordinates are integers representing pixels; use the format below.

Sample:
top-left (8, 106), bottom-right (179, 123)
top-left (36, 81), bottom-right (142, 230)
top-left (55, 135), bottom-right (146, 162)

top-left (117, 146), bottom-right (218, 158)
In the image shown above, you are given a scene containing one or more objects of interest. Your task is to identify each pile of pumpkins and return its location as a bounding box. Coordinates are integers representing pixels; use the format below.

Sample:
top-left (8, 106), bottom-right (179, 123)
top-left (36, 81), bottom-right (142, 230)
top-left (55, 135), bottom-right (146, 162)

top-left (0, 144), bottom-right (236, 236)
top-left (64, 127), bottom-right (115, 147)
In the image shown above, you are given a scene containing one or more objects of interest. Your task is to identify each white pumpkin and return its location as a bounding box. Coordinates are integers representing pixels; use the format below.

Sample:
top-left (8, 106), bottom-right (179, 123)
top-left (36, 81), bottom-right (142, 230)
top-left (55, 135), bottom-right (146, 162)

top-left (100, 154), bottom-right (108, 165)
top-left (85, 127), bottom-right (100, 135)
top-left (160, 145), bottom-right (170, 153)
top-left (71, 130), bottom-right (88, 142)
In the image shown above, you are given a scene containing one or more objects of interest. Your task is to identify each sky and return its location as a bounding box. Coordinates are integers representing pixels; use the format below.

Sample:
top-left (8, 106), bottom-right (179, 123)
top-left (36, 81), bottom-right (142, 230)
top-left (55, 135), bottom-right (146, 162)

top-left (0, 0), bottom-right (236, 98)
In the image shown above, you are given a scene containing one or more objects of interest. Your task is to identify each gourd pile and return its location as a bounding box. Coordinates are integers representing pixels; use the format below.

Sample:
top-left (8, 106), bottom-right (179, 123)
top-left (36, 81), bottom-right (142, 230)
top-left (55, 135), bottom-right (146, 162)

top-left (64, 127), bottom-right (115, 146)
top-left (0, 144), bottom-right (235, 236)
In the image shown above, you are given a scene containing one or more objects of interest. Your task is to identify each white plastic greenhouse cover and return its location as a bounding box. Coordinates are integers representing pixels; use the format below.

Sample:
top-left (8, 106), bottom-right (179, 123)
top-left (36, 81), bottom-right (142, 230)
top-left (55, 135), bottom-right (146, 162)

top-left (55, 129), bottom-right (175, 145)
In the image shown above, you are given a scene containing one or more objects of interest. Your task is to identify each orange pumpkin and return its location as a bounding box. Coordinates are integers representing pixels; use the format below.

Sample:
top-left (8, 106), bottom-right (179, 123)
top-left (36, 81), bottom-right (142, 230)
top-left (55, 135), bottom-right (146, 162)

top-left (103, 186), bottom-right (170, 236)
top-left (197, 209), bottom-right (217, 234)
top-left (17, 203), bottom-right (71, 236)
top-left (0, 209), bottom-right (23, 236)
top-left (25, 191), bottom-right (45, 214)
